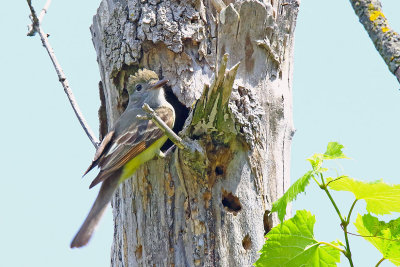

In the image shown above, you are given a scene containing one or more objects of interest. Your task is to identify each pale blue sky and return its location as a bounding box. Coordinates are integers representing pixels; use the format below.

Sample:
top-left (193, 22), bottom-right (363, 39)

top-left (1, 0), bottom-right (399, 266)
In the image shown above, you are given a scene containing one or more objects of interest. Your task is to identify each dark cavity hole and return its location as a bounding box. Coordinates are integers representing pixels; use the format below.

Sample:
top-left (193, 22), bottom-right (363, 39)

top-left (242, 234), bottom-right (252, 250)
top-left (121, 87), bottom-right (129, 111)
top-left (161, 86), bottom-right (189, 151)
top-left (263, 210), bottom-right (273, 235)
top-left (215, 166), bottom-right (224, 176)
top-left (222, 190), bottom-right (242, 214)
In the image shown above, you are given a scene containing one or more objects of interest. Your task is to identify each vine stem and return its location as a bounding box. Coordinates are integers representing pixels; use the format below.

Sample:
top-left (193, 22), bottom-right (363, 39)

top-left (375, 257), bottom-right (385, 267)
top-left (320, 174), bottom-right (344, 222)
top-left (319, 173), bottom-right (354, 267)
top-left (346, 199), bottom-right (358, 225)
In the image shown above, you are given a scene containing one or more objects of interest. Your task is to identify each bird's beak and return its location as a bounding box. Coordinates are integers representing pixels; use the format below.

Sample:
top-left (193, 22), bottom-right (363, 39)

top-left (150, 79), bottom-right (168, 90)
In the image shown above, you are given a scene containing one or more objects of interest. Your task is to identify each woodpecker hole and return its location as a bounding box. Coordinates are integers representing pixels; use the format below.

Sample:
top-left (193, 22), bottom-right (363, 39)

top-left (161, 86), bottom-right (189, 151)
top-left (263, 210), bottom-right (273, 235)
top-left (222, 189), bottom-right (242, 215)
top-left (205, 140), bottom-right (232, 187)
top-left (215, 166), bottom-right (224, 176)
top-left (242, 234), bottom-right (252, 250)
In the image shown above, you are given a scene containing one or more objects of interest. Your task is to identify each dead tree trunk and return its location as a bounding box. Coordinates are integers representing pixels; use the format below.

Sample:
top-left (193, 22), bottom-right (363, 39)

top-left (90, 0), bottom-right (299, 266)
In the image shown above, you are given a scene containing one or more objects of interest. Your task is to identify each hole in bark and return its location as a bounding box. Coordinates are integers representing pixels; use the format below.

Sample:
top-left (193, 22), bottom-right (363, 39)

top-left (242, 234), bottom-right (252, 250)
top-left (279, 70), bottom-right (282, 79)
top-left (215, 166), bottom-right (224, 176)
top-left (222, 189), bottom-right (242, 214)
top-left (263, 210), bottom-right (273, 235)
top-left (238, 86), bottom-right (246, 97)
top-left (161, 86), bottom-right (189, 151)
top-left (121, 87), bottom-right (129, 111)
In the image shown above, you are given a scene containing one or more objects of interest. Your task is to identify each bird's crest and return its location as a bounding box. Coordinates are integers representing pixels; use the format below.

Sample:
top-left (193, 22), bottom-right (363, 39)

top-left (128, 69), bottom-right (159, 87)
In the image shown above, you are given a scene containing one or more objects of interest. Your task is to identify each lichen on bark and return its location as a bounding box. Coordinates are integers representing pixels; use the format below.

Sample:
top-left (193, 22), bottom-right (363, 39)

top-left (90, 0), bottom-right (299, 266)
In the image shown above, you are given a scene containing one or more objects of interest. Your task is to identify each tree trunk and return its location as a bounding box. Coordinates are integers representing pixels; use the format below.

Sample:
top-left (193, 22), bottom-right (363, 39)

top-left (90, 0), bottom-right (299, 266)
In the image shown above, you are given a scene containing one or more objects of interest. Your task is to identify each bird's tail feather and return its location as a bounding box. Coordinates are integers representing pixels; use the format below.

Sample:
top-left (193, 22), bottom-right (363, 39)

top-left (70, 174), bottom-right (120, 248)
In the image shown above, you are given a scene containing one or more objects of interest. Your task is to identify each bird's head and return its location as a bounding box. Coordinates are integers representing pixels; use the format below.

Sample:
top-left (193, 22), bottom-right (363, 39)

top-left (127, 69), bottom-right (169, 108)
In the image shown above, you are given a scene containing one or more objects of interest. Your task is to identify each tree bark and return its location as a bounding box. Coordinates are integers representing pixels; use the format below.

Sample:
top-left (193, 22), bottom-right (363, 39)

top-left (90, 0), bottom-right (299, 266)
top-left (349, 0), bottom-right (400, 83)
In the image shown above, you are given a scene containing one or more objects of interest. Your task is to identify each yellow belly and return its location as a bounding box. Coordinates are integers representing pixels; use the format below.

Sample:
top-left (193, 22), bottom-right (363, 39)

top-left (119, 135), bottom-right (168, 181)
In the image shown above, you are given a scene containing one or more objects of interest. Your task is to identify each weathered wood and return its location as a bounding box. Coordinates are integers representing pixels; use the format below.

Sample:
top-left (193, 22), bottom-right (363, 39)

top-left (90, 0), bottom-right (299, 266)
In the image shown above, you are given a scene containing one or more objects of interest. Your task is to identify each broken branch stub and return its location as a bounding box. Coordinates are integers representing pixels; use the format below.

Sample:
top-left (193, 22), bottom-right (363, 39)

top-left (190, 54), bottom-right (240, 141)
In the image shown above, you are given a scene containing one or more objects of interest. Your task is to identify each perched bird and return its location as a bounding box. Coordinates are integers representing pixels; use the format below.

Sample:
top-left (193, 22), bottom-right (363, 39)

top-left (70, 69), bottom-right (175, 248)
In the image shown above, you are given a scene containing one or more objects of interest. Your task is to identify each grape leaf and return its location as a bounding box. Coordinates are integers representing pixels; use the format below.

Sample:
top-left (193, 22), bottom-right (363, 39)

top-left (255, 210), bottom-right (341, 267)
top-left (271, 171), bottom-right (313, 222)
top-left (354, 214), bottom-right (400, 266)
top-left (323, 142), bottom-right (348, 160)
top-left (307, 142), bottom-right (348, 171)
top-left (327, 177), bottom-right (400, 215)
top-left (307, 154), bottom-right (324, 171)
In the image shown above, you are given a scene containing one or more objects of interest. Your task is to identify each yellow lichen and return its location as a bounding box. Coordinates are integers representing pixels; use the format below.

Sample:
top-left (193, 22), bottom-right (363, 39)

top-left (369, 10), bottom-right (385, 22)
top-left (382, 27), bottom-right (390, 33)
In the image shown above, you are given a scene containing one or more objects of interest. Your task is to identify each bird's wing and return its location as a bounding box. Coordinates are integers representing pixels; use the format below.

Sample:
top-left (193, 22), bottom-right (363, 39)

top-left (89, 106), bottom-right (174, 188)
top-left (83, 130), bottom-right (115, 176)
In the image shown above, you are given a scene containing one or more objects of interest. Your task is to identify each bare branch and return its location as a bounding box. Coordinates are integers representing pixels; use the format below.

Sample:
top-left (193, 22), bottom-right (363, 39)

top-left (26, 1), bottom-right (100, 148)
top-left (350, 0), bottom-right (400, 84)
top-left (27, 0), bottom-right (51, 36)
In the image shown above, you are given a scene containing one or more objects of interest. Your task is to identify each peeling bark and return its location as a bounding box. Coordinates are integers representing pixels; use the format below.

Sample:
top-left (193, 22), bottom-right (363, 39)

top-left (90, 0), bottom-right (299, 266)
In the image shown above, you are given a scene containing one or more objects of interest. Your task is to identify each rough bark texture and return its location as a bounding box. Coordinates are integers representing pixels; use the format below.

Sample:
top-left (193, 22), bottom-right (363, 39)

top-left (90, 0), bottom-right (299, 266)
top-left (350, 0), bottom-right (400, 82)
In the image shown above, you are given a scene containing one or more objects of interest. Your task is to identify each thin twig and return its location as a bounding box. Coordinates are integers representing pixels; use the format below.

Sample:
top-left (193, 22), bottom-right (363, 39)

top-left (141, 104), bottom-right (186, 150)
top-left (27, 0), bottom-right (51, 36)
top-left (26, 0), bottom-right (100, 148)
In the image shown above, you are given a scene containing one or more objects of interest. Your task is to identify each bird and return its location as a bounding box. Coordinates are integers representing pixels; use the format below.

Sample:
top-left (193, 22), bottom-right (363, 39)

top-left (70, 69), bottom-right (175, 248)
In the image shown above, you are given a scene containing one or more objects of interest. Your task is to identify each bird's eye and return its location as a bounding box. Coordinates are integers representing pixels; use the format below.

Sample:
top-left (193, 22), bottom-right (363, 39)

top-left (136, 84), bottom-right (142, 91)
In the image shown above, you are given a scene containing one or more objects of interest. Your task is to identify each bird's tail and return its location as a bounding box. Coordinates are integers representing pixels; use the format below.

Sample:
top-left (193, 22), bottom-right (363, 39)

top-left (70, 175), bottom-right (120, 248)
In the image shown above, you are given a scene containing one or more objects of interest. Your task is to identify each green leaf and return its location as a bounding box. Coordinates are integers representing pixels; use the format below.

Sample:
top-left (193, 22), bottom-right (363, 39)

top-left (323, 142), bottom-right (348, 160)
top-left (327, 177), bottom-right (400, 215)
top-left (306, 142), bottom-right (347, 172)
top-left (271, 171), bottom-right (313, 222)
top-left (307, 153), bottom-right (324, 171)
top-left (255, 210), bottom-right (341, 267)
top-left (354, 214), bottom-right (400, 266)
